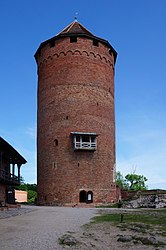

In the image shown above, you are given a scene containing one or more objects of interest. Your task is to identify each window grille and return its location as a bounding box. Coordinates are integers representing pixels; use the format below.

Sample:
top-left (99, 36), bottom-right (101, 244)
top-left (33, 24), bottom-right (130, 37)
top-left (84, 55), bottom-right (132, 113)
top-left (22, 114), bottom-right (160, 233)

top-left (71, 132), bottom-right (97, 150)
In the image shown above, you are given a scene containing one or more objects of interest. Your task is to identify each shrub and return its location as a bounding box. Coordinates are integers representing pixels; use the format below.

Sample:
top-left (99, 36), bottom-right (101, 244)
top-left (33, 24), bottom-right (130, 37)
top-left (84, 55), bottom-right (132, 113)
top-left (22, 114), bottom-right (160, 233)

top-left (28, 190), bottom-right (37, 203)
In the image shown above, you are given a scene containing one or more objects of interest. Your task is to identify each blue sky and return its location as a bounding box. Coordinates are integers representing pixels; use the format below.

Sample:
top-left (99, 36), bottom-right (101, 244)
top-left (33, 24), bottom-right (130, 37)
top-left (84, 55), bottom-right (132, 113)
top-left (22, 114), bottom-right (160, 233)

top-left (0, 0), bottom-right (165, 189)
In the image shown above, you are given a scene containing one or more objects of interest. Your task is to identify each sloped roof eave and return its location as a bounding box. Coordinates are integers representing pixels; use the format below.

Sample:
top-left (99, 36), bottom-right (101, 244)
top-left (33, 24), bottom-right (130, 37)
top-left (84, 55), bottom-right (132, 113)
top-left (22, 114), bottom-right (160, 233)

top-left (0, 137), bottom-right (27, 165)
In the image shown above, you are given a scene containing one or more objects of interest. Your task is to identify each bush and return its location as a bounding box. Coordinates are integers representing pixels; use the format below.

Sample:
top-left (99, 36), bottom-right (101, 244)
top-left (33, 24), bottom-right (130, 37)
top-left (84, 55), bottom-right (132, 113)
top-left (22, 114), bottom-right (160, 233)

top-left (28, 190), bottom-right (37, 203)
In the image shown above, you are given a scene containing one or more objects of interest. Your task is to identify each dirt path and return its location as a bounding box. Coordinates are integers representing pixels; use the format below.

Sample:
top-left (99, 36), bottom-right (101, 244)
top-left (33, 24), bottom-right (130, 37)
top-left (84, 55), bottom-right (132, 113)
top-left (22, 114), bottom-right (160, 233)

top-left (0, 205), bottom-right (96, 250)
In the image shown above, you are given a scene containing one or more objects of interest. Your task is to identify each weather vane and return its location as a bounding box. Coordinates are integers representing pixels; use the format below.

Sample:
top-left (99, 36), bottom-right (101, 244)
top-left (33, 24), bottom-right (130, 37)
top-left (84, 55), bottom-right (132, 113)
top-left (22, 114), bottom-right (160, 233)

top-left (74, 12), bottom-right (78, 22)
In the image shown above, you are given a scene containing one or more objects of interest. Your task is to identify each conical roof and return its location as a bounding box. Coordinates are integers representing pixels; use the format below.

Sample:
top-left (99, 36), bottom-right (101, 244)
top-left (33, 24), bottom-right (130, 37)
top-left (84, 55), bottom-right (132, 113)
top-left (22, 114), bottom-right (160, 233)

top-left (57, 20), bottom-right (93, 36)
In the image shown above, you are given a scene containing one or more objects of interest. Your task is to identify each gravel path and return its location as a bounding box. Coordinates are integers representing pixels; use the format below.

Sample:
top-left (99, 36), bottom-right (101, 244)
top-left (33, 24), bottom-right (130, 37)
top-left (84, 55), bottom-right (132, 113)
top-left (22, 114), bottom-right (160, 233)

top-left (0, 206), bottom-right (35, 219)
top-left (0, 205), bottom-right (97, 250)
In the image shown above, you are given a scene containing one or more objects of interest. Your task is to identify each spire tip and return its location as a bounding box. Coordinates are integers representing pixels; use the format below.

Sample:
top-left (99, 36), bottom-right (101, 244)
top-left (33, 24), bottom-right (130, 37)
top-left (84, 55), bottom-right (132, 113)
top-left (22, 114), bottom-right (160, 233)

top-left (74, 12), bottom-right (78, 22)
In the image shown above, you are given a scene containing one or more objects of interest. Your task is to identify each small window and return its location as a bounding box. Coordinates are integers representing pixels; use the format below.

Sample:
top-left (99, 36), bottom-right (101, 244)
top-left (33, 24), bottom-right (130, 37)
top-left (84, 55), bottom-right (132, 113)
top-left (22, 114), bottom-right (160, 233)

top-left (93, 39), bottom-right (99, 46)
top-left (72, 133), bottom-right (97, 150)
top-left (70, 36), bottom-right (77, 43)
top-left (87, 191), bottom-right (93, 203)
top-left (50, 40), bottom-right (55, 47)
top-left (54, 139), bottom-right (58, 146)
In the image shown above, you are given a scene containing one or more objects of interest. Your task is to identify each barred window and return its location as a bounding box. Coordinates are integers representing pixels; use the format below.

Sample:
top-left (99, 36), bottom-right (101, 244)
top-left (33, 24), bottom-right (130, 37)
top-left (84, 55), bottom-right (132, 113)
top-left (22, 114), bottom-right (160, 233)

top-left (71, 132), bottom-right (97, 151)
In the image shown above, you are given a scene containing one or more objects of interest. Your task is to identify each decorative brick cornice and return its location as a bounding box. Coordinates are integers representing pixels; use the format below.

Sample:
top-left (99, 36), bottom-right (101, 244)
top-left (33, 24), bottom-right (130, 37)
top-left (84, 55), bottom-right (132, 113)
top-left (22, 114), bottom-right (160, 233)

top-left (39, 49), bottom-right (114, 68)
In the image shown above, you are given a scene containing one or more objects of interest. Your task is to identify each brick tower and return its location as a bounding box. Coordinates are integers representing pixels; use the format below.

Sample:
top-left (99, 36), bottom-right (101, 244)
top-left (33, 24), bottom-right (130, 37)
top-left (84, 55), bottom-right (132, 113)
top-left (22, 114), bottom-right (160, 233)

top-left (35, 20), bottom-right (117, 205)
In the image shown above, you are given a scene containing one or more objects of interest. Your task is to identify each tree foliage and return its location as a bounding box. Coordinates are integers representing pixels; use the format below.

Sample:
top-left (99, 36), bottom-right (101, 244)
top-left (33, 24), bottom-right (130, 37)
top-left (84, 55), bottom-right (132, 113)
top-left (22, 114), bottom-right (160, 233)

top-left (125, 173), bottom-right (148, 191)
top-left (16, 183), bottom-right (37, 192)
top-left (116, 171), bottom-right (128, 190)
top-left (28, 190), bottom-right (37, 203)
top-left (116, 171), bottom-right (148, 191)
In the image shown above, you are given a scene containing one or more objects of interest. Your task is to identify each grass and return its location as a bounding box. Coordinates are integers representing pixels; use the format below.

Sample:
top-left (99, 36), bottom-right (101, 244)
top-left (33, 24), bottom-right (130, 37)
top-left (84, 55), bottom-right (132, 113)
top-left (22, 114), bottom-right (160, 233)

top-left (58, 209), bottom-right (166, 248)
top-left (91, 209), bottom-right (166, 235)
top-left (96, 203), bottom-right (119, 208)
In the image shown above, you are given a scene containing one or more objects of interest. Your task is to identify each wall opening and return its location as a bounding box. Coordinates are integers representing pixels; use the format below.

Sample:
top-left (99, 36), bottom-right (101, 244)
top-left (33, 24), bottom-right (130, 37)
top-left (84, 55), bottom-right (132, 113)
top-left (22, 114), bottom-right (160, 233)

top-left (93, 39), bottom-right (99, 46)
top-left (79, 190), bottom-right (93, 203)
top-left (87, 191), bottom-right (93, 203)
top-left (79, 190), bottom-right (87, 203)
top-left (54, 139), bottom-right (58, 146)
top-left (70, 36), bottom-right (77, 43)
top-left (50, 40), bottom-right (55, 47)
top-left (6, 187), bottom-right (15, 204)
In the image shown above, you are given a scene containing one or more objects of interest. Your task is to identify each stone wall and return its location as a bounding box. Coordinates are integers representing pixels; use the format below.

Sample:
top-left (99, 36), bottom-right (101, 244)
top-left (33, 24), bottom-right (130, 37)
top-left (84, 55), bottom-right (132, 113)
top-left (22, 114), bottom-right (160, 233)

top-left (122, 190), bottom-right (166, 208)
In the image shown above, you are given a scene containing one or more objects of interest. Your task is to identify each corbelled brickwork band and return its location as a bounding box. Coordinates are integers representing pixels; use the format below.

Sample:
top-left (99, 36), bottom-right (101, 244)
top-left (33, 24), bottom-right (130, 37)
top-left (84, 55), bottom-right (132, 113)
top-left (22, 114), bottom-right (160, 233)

top-left (35, 21), bottom-right (117, 206)
top-left (38, 49), bottom-right (114, 67)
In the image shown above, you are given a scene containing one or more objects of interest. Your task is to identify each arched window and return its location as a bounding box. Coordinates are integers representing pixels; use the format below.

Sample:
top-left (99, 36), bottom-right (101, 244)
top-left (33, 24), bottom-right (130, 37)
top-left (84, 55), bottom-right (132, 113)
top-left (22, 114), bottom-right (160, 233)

top-left (87, 191), bottom-right (93, 203)
top-left (79, 190), bottom-right (87, 203)
top-left (54, 139), bottom-right (58, 146)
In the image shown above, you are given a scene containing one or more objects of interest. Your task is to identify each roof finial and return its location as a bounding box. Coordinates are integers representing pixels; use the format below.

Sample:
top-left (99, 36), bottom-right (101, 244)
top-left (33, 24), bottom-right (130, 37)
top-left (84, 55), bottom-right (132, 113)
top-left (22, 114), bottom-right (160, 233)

top-left (74, 12), bottom-right (78, 22)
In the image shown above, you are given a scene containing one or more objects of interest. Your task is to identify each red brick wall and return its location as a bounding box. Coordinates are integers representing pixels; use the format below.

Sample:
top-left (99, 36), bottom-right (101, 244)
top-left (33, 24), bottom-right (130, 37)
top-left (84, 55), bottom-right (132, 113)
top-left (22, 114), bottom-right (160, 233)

top-left (36, 36), bottom-right (116, 205)
top-left (0, 183), bottom-right (6, 203)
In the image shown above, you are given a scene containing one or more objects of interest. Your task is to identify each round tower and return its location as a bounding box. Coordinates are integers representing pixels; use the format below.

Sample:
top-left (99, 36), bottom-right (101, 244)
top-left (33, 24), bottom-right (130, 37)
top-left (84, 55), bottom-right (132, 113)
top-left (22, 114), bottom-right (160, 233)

top-left (35, 20), bottom-right (117, 205)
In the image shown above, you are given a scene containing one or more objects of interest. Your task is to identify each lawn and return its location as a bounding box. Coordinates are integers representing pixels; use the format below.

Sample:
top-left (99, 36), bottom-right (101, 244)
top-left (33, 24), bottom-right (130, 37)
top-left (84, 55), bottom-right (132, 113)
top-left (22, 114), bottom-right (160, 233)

top-left (91, 208), bottom-right (166, 236)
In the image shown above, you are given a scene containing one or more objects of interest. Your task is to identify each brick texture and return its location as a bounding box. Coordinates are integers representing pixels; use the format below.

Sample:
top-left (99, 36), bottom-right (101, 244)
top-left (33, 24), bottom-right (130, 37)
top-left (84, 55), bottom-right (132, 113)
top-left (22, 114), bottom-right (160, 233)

top-left (0, 183), bottom-right (6, 202)
top-left (36, 35), bottom-right (117, 205)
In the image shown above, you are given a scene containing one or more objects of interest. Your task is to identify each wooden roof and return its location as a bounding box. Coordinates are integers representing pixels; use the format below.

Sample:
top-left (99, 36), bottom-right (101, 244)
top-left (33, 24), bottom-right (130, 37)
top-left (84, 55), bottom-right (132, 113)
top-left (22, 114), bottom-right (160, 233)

top-left (57, 20), bottom-right (94, 36)
top-left (0, 137), bottom-right (27, 165)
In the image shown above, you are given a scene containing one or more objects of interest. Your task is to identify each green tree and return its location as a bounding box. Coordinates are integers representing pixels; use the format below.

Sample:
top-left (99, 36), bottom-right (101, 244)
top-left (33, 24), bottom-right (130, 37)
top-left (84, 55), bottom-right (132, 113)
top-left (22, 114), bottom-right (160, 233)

top-left (28, 190), bottom-right (37, 203)
top-left (125, 173), bottom-right (148, 191)
top-left (15, 183), bottom-right (37, 192)
top-left (26, 184), bottom-right (37, 192)
top-left (116, 171), bottom-right (129, 190)
top-left (116, 171), bottom-right (148, 191)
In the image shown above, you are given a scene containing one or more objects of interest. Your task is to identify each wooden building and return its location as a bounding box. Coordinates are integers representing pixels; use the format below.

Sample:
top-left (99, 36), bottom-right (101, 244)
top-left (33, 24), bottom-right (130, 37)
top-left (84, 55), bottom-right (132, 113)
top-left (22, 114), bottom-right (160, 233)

top-left (0, 137), bottom-right (27, 205)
